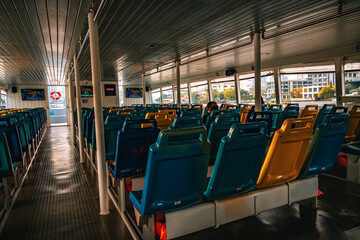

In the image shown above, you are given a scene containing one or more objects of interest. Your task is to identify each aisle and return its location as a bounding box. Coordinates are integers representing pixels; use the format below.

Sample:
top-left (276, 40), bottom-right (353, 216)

top-left (0, 126), bottom-right (132, 240)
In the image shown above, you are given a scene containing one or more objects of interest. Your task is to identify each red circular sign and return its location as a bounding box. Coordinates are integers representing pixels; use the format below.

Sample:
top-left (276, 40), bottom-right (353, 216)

top-left (50, 91), bottom-right (61, 100)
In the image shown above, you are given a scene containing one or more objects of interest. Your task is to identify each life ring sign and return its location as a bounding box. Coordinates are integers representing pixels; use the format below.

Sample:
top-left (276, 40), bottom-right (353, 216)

top-left (50, 91), bottom-right (62, 100)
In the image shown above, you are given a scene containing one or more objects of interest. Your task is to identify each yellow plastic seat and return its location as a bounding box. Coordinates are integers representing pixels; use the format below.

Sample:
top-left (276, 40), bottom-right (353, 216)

top-left (299, 105), bottom-right (318, 121)
top-left (240, 105), bottom-right (254, 123)
top-left (345, 105), bottom-right (360, 141)
top-left (144, 112), bottom-right (173, 129)
top-left (158, 110), bottom-right (177, 121)
top-left (256, 117), bottom-right (313, 189)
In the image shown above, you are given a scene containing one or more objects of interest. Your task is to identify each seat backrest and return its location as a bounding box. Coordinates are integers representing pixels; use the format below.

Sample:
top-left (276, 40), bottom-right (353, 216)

top-left (330, 106), bottom-right (348, 115)
top-left (345, 105), bottom-right (360, 141)
top-left (299, 105), bottom-right (318, 121)
top-left (105, 114), bottom-right (130, 124)
top-left (225, 105), bottom-right (239, 110)
top-left (205, 110), bottom-right (228, 130)
top-left (268, 104), bottom-right (282, 111)
top-left (0, 125), bottom-right (23, 162)
top-left (104, 119), bottom-right (127, 160)
top-left (208, 114), bottom-right (240, 165)
top-left (256, 117), bottom-right (313, 188)
top-left (240, 105), bottom-right (255, 123)
top-left (158, 110), bottom-right (177, 121)
top-left (0, 131), bottom-right (14, 177)
top-left (276, 105), bottom-right (299, 129)
top-left (113, 120), bottom-right (160, 179)
top-left (180, 108), bottom-right (202, 117)
top-left (246, 111), bottom-right (273, 134)
top-left (181, 104), bottom-right (191, 109)
top-left (313, 104), bottom-right (335, 130)
top-left (138, 127), bottom-right (210, 215)
top-left (192, 104), bottom-right (203, 109)
top-left (301, 114), bottom-right (349, 177)
top-left (261, 104), bottom-right (270, 111)
top-left (205, 122), bottom-right (268, 200)
top-left (144, 112), bottom-right (172, 130)
top-left (169, 116), bottom-right (203, 129)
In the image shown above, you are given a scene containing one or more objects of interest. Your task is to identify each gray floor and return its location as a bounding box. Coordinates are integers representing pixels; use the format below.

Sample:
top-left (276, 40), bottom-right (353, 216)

top-left (0, 126), bottom-right (132, 240)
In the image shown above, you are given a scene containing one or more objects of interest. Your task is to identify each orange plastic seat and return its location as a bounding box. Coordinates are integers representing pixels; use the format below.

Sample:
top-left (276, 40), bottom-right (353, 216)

top-left (300, 105), bottom-right (318, 120)
top-left (345, 105), bottom-right (360, 141)
top-left (256, 117), bottom-right (313, 188)
top-left (158, 110), bottom-right (177, 121)
top-left (240, 105), bottom-right (254, 123)
top-left (144, 112), bottom-right (173, 130)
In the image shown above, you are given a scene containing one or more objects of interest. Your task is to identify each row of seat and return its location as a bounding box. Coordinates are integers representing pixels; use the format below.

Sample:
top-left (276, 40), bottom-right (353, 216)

top-left (0, 107), bottom-right (47, 211)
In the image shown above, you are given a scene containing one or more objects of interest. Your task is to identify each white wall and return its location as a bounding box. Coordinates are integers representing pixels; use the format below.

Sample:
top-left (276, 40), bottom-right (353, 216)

top-left (122, 86), bottom-right (152, 106)
top-left (7, 85), bottom-right (48, 108)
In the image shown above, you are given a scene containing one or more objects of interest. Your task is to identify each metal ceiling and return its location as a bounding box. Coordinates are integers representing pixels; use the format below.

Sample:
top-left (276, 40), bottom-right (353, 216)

top-left (0, 0), bottom-right (91, 85)
top-left (1, 0), bottom-right (360, 87)
top-left (75, 0), bottom-right (360, 88)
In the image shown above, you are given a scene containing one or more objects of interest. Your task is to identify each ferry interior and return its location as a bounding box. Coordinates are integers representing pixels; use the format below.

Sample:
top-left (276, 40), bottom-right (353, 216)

top-left (1, 0), bottom-right (360, 239)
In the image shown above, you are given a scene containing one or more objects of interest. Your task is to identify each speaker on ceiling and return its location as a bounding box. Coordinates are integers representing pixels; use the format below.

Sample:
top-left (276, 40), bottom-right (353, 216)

top-left (12, 87), bottom-right (17, 93)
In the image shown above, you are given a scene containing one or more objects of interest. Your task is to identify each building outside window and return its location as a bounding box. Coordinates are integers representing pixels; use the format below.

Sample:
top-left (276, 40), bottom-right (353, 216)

top-left (162, 87), bottom-right (174, 104)
top-left (190, 81), bottom-right (209, 105)
top-left (1, 89), bottom-right (7, 109)
top-left (151, 89), bottom-right (161, 103)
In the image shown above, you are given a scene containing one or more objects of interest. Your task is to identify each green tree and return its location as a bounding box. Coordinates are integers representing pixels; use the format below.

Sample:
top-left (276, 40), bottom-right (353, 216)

top-left (240, 89), bottom-right (249, 96)
top-left (223, 88), bottom-right (236, 101)
top-left (318, 84), bottom-right (335, 100)
top-left (345, 80), bottom-right (352, 94)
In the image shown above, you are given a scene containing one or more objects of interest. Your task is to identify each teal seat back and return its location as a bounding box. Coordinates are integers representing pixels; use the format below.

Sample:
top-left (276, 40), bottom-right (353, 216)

top-left (313, 104), bottom-right (335, 130)
top-left (204, 122), bottom-right (268, 200)
top-left (169, 116), bottom-right (203, 129)
top-left (208, 113), bottom-right (240, 165)
top-left (105, 114), bottom-right (130, 124)
top-left (129, 127), bottom-right (210, 215)
top-left (180, 109), bottom-right (202, 117)
top-left (205, 110), bottom-right (228, 130)
top-left (0, 131), bottom-right (14, 177)
top-left (301, 114), bottom-right (349, 177)
top-left (277, 106), bottom-right (299, 129)
top-left (104, 120), bottom-right (127, 159)
top-left (270, 108), bottom-right (282, 131)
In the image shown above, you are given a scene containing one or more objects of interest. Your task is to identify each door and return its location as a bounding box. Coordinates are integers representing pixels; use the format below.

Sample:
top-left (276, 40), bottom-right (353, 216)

top-left (48, 86), bottom-right (68, 126)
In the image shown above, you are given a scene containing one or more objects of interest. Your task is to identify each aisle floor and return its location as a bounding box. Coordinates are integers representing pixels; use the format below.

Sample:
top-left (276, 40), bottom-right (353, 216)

top-left (0, 126), bottom-right (132, 240)
top-left (1, 126), bottom-right (360, 240)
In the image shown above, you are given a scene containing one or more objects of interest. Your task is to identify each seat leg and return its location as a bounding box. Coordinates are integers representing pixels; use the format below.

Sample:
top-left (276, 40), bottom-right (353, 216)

top-left (142, 214), bottom-right (156, 240)
top-left (118, 178), bottom-right (126, 212)
top-left (299, 196), bottom-right (318, 209)
top-left (3, 178), bottom-right (11, 210)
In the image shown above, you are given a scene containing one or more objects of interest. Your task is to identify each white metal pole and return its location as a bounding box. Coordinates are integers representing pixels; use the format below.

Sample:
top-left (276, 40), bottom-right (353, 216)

top-left (175, 59), bottom-right (181, 109)
top-left (207, 79), bottom-right (212, 101)
top-left (160, 87), bottom-right (163, 104)
top-left (88, 9), bottom-right (109, 215)
top-left (45, 86), bottom-right (50, 127)
top-left (74, 55), bottom-right (84, 163)
top-left (234, 74), bottom-right (240, 105)
top-left (335, 57), bottom-right (344, 106)
top-left (187, 82), bottom-right (192, 105)
top-left (172, 85), bottom-right (176, 104)
top-left (142, 73), bottom-right (146, 106)
top-left (254, 32), bottom-right (261, 111)
top-left (274, 67), bottom-right (282, 105)
top-left (68, 71), bottom-right (76, 141)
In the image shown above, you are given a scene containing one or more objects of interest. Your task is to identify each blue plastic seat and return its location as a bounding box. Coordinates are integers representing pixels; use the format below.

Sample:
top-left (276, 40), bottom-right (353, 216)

top-left (109, 120), bottom-right (160, 179)
top-left (104, 119), bottom-right (128, 160)
top-left (262, 104), bottom-right (270, 111)
top-left (0, 131), bottom-right (14, 178)
top-left (169, 116), bottom-right (203, 129)
top-left (180, 108), bottom-right (202, 117)
top-left (204, 122), bottom-right (268, 200)
top-left (129, 127), bottom-right (210, 216)
top-left (269, 105), bottom-right (282, 132)
top-left (105, 114), bottom-right (130, 124)
top-left (300, 114), bottom-right (349, 177)
top-left (208, 113), bottom-right (240, 165)
top-left (246, 111), bottom-right (273, 135)
top-left (0, 125), bottom-right (23, 163)
top-left (277, 105), bottom-right (299, 129)
top-left (205, 110), bottom-right (228, 130)
top-left (313, 104), bottom-right (335, 130)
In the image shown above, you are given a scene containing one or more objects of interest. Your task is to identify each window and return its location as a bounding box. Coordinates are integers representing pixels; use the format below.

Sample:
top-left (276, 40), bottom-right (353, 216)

top-left (211, 77), bottom-right (236, 104)
top-left (174, 84), bottom-right (190, 104)
top-left (0, 90), bottom-right (6, 109)
top-left (119, 86), bottom-right (123, 106)
top-left (280, 65), bottom-right (336, 107)
top-left (151, 89), bottom-right (161, 103)
top-left (191, 81), bottom-right (209, 105)
top-left (344, 63), bottom-right (360, 96)
top-left (239, 72), bottom-right (273, 104)
top-left (162, 87), bottom-right (174, 104)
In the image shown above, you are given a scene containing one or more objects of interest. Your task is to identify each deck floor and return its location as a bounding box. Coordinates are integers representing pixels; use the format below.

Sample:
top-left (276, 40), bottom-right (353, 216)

top-left (0, 126), bottom-right (132, 240)
top-left (1, 126), bottom-right (360, 240)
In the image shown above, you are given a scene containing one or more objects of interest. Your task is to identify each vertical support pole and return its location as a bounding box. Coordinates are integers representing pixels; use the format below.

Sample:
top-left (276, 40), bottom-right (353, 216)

top-left (45, 86), bottom-right (50, 127)
top-left (142, 73), bottom-right (146, 106)
top-left (188, 82), bottom-right (192, 105)
top-left (274, 67), bottom-right (282, 105)
top-left (175, 59), bottom-right (181, 109)
top-left (68, 71), bottom-right (76, 141)
top-left (335, 57), bottom-right (344, 106)
top-left (88, 9), bottom-right (109, 215)
top-left (254, 32), bottom-right (261, 111)
top-left (234, 74), bottom-right (240, 105)
top-left (207, 79), bottom-right (212, 101)
top-left (160, 87), bottom-right (163, 104)
top-left (172, 85), bottom-right (176, 104)
top-left (74, 55), bottom-right (84, 163)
